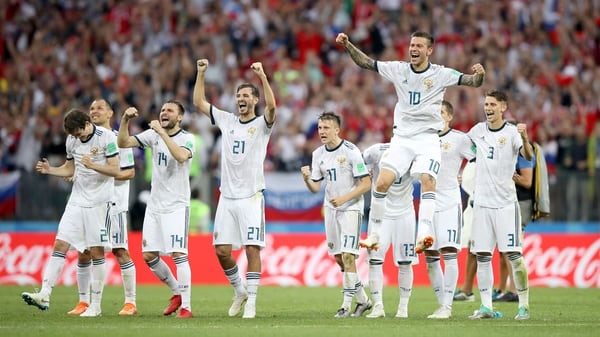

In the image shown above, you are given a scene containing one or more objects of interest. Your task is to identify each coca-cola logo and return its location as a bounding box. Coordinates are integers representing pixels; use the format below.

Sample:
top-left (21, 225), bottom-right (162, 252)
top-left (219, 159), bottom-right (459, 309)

top-left (0, 233), bottom-right (121, 285)
top-left (523, 234), bottom-right (600, 288)
top-left (236, 235), bottom-right (373, 287)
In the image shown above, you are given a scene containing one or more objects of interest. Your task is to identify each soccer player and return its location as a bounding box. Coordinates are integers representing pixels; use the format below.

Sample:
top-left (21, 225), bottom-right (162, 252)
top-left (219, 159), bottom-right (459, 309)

top-left (425, 101), bottom-right (475, 319)
top-left (467, 90), bottom-right (533, 320)
top-left (362, 143), bottom-right (417, 319)
top-left (22, 108), bottom-right (120, 317)
top-left (453, 161), bottom-right (478, 303)
top-left (335, 31), bottom-right (485, 253)
top-left (494, 120), bottom-right (536, 303)
top-left (193, 59), bottom-right (276, 319)
top-left (67, 99), bottom-right (137, 316)
top-left (300, 112), bottom-right (372, 318)
top-left (117, 101), bottom-right (195, 319)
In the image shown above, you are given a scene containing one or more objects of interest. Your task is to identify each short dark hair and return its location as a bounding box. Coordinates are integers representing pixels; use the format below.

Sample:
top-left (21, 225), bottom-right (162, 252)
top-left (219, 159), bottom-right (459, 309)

top-left (485, 90), bottom-right (508, 103)
top-left (411, 31), bottom-right (434, 47)
top-left (236, 83), bottom-right (260, 99)
top-left (64, 108), bottom-right (91, 134)
top-left (165, 99), bottom-right (185, 115)
top-left (318, 111), bottom-right (341, 127)
top-left (442, 100), bottom-right (454, 116)
top-left (91, 98), bottom-right (113, 111)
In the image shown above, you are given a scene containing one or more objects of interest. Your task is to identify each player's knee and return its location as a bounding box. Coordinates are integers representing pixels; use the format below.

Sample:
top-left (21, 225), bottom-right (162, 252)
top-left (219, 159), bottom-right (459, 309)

top-left (53, 239), bottom-right (70, 253)
top-left (143, 251), bottom-right (158, 263)
top-left (440, 247), bottom-right (458, 254)
top-left (341, 252), bottom-right (355, 267)
top-left (420, 173), bottom-right (436, 191)
top-left (245, 245), bottom-right (261, 261)
top-left (375, 170), bottom-right (395, 192)
top-left (215, 245), bottom-right (232, 259)
top-left (77, 250), bottom-right (91, 263)
top-left (112, 248), bottom-right (130, 261)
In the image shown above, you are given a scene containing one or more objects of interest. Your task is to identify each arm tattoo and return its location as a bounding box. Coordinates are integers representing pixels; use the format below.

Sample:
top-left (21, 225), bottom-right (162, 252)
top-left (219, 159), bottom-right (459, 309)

top-left (460, 73), bottom-right (484, 87)
top-left (345, 43), bottom-right (376, 71)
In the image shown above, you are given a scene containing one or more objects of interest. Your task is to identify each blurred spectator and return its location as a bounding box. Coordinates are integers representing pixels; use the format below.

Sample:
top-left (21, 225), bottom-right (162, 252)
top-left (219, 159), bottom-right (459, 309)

top-left (0, 0), bottom-right (598, 222)
top-left (588, 121), bottom-right (600, 221)
top-left (564, 125), bottom-right (591, 222)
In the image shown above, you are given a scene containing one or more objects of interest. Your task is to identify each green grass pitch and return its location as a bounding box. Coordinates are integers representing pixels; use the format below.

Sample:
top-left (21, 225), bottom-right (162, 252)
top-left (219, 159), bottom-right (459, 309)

top-left (2, 285), bottom-right (599, 337)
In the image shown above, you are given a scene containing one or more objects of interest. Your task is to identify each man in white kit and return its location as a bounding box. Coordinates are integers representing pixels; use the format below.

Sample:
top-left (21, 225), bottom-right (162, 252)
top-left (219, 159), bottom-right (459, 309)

top-left (335, 31), bottom-right (485, 253)
top-left (117, 101), bottom-right (195, 318)
top-left (362, 142), bottom-right (418, 319)
top-left (467, 90), bottom-right (532, 320)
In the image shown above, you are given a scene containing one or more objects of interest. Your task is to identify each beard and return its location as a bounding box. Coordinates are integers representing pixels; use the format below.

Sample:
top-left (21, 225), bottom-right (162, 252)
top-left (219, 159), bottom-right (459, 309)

top-left (162, 120), bottom-right (178, 130)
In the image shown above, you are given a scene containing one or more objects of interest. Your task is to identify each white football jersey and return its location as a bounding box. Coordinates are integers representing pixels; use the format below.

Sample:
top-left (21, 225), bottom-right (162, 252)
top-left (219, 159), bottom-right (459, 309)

top-left (112, 130), bottom-right (135, 212)
top-left (66, 125), bottom-right (118, 207)
top-left (211, 106), bottom-right (273, 199)
top-left (310, 140), bottom-right (370, 212)
top-left (437, 129), bottom-right (475, 210)
top-left (468, 122), bottom-right (523, 208)
top-left (363, 143), bottom-right (414, 218)
top-left (135, 128), bottom-right (194, 212)
top-left (376, 61), bottom-right (462, 137)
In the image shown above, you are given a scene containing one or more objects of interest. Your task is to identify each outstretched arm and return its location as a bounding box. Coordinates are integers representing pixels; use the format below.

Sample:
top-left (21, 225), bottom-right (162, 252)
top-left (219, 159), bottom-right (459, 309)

top-left (193, 59), bottom-right (211, 117)
top-left (459, 63), bottom-right (485, 87)
top-left (251, 62), bottom-right (277, 126)
top-left (335, 33), bottom-right (376, 71)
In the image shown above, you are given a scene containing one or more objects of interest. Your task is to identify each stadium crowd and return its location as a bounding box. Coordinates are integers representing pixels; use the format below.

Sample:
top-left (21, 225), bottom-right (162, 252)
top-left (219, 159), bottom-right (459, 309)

top-left (1, 0), bottom-right (599, 221)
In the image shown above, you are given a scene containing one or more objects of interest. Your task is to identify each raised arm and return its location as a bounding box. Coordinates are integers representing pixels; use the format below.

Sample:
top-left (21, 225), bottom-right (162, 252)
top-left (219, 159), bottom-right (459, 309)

top-left (117, 107), bottom-right (142, 148)
top-left (335, 33), bottom-right (376, 71)
top-left (251, 62), bottom-right (277, 126)
top-left (459, 63), bottom-right (486, 87)
top-left (193, 59), bottom-right (211, 117)
top-left (517, 123), bottom-right (533, 161)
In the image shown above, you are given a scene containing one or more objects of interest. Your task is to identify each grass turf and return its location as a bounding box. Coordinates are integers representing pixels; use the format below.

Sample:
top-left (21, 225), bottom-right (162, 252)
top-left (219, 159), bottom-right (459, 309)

top-left (2, 285), bottom-right (599, 337)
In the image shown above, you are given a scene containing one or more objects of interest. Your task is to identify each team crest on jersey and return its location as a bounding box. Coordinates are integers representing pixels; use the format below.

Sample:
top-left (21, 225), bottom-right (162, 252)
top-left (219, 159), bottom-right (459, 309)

top-left (441, 141), bottom-right (451, 151)
top-left (328, 241), bottom-right (334, 250)
top-left (498, 136), bottom-right (507, 146)
top-left (214, 232), bottom-right (219, 240)
top-left (142, 239), bottom-right (147, 247)
top-left (336, 156), bottom-right (347, 165)
top-left (423, 78), bottom-right (434, 89)
top-left (247, 126), bottom-right (256, 136)
top-left (90, 147), bottom-right (99, 155)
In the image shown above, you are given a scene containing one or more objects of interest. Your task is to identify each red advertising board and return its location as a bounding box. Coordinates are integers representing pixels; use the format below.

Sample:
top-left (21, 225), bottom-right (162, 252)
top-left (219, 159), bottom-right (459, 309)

top-left (1, 232), bottom-right (598, 288)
